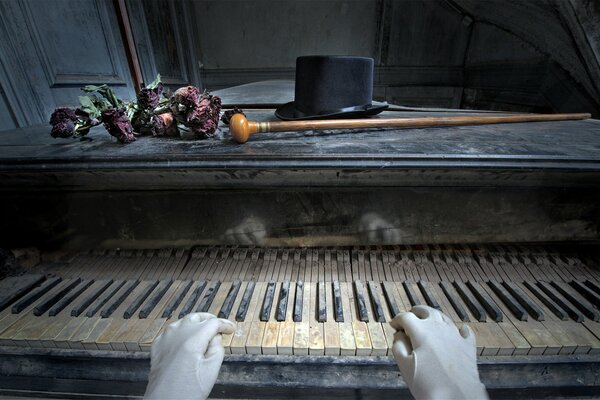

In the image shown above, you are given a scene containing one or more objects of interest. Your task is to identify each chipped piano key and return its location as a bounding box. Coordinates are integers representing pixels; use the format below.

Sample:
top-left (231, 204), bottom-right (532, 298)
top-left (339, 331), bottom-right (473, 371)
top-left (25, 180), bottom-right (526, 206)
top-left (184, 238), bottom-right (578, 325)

top-left (100, 280), bottom-right (140, 318)
top-left (123, 280), bottom-right (160, 319)
top-left (235, 280), bottom-right (255, 322)
top-left (293, 281), bottom-right (304, 322)
top-left (48, 279), bottom-right (94, 317)
top-left (487, 280), bottom-right (528, 321)
top-left (536, 281), bottom-right (584, 322)
top-left (570, 281), bottom-right (600, 308)
top-left (162, 280), bottom-right (192, 319)
top-left (402, 280), bottom-right (421, 307)
top-left (219, 279), bottom-right (242, 319)
top-left (353, 280), bottom-right (369, 322)
top-left (275, 280), bottom-right (290, 322)
top-left (501, 281), bottom-right (544, 321)
top-left (179, 281), bottom-right (207, 318)
top-left (417, 280), bottom-right (442, 311)
top-left (522, 281), bottom-right (568, 321)
top-left (367, 281), bottom-right (385, 323)
top-left (550, 281), bottom-right (599, 321)
top-left (466, 281), bottom-right (503, 322)
top-left (83, 280), bottom-right (126, 318)
top-left (381, 281), bottom-right (401, 318)
top-left (33, 278), bottom-right (82, 316)
top-left (332, 280), bottom-right (344, 322)
top-left (139, 280), bottom-right (173, 319)
top-left (439, 281), bottom-right (470, 322)
top-left (196, 281), bottom-right (221, 313)
top-left (453, 281), bottom-right (486, 322)
top-left (12, 277), bottom-right (62, 314)
top-left (0, 274), bottom-right (46, 312)
top-left (317, 281), bottom-right (327, 323)
top-left (260, 281), bottom-right (276, 322)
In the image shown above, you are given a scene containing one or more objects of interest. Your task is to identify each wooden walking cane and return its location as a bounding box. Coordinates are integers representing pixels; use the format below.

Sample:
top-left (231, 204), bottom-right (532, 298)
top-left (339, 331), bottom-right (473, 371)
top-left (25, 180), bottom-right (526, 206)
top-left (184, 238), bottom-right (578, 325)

top-left (229, 112), bottom-right (591, 144)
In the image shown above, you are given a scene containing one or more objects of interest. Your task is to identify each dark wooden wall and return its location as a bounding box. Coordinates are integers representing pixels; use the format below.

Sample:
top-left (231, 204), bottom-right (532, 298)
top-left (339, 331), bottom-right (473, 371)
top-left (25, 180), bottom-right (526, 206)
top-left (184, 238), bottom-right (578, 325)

top-left (1, 0), bottom-right (599, 133)
top-left (194, 0), bottom-right (600, 115)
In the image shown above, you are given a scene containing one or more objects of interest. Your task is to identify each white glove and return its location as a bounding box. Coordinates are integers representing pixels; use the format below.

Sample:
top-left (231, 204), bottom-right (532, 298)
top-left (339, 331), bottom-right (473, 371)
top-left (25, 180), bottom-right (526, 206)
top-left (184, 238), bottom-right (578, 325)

top-left (144, 313), bottom-right (236, 400)
top-left (390, 305), bottom-right (488, 400)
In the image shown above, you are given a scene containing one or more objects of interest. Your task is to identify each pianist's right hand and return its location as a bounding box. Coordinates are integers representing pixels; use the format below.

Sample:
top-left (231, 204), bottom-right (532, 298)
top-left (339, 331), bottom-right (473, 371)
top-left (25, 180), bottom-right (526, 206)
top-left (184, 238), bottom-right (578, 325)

top-left (390, 305), bottom-right (489, 400)
top-left (144, 313), bottom-right (236, 400)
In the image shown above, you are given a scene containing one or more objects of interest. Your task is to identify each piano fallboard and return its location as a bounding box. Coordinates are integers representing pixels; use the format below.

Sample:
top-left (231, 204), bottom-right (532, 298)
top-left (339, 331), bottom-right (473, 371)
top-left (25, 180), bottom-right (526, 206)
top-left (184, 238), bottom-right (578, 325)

top-left (0, 244), bottom-right (599, 398)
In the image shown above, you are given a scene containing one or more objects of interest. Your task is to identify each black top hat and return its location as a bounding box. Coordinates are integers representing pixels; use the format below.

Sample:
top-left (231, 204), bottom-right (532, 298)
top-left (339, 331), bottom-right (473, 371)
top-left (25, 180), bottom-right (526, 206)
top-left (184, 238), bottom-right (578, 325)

top-left (275, 56), bottom-right (388, 120)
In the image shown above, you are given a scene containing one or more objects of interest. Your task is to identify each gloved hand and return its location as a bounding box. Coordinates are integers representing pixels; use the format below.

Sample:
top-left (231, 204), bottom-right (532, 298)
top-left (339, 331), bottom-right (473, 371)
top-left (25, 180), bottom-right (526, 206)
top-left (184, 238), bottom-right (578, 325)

top-left (390, 305), bottom-right (488, 400)
top-left (144, 313), bottom-right (236, 400)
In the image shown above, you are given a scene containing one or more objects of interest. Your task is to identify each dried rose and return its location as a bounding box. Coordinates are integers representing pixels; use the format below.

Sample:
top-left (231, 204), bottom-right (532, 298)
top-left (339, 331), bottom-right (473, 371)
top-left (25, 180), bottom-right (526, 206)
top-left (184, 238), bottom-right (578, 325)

top-left (221, 107), bottom-right (246, 125)
top-left (170, 87), bottom-right (221, 139)
top-left (101, 108), bottom-right (135, 144)
top-left (188, 93), bottom-right (221, 138)
top-left (137, 83), bottom-right (163, 110)
top-left (151, 112), bottom-right (178, 137)
top-left (170, 86), bottom-right (201, 120)
top-left (51, 119), bottom-right (76, 138)
top-left (50, 107), bottom-right (77, 126)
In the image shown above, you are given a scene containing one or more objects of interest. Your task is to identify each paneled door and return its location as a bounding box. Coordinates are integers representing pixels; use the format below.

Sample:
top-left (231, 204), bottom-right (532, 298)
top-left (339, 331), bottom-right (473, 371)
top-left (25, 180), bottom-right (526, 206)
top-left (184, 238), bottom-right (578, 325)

top-left (0, 0), bottom-right (202, 132)
top-left (0, 0), bottom-right (136, 131)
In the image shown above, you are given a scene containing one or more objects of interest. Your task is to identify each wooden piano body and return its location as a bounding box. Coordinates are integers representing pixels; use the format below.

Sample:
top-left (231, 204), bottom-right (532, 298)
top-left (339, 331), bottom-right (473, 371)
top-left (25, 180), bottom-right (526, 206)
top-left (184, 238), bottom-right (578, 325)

top-left (1, 99), bottom-right (600, 398)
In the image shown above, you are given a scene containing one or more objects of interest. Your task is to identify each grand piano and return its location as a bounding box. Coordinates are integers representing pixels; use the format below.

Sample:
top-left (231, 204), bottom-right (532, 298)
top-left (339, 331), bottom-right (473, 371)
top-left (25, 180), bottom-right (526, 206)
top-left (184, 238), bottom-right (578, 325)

top-left (0, 81), bottom-right (599, 398)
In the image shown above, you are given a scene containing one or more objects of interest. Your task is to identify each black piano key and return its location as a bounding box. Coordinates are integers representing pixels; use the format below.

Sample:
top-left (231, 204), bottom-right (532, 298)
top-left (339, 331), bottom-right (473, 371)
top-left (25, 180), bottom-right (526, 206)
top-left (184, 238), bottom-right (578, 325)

top-left (219, 279), bottom-right (242, 319)
top-left (536, 281), bottom-right (584, 322)
top-left (585, 280), bottom-right (600, 294)
top-left (570, 281), bottom-right (600, 309)
top-left (179, 281), bottom-right (207, 318)
top-left (317, 281), bottom-right (327, 322)
top-left (100, 280), bottom-right (139, 318)
top-left (333, 281), bottom-right (344, 322)
top-left (354, 280), bottom-right (369, 322)
top-left (453, 281), bottom-right (486, 322)
top-left (0, 274), bottom-right (46, 312)
top-left (402, 281), bottom-right (421, 307)
top-left (487, 281), bottom-right (527, 321)
top-left (69, 279), bottom-right (113, 317)
top-left (293, 281), bottom-right (304, 322)
top-left (162, 280), bottom-right (193, 318)
top-left (523, 281), bottom-right (568, 321)
top-left (123, 280), bottom-right (159, 319)
top-left (84, 280), bottom-right (126, 317)
top-left (551, 281), bottom-right (599, 321)
top-left (275, 280), bottom-right (290, 321)
top-left (439, 282), bottom-right (469, 322)
top-left (139, 280), bottom-right (173, 319)
top-left (382, 281), bottom-right (400, 318)
top-left (260, 281), bottom-right (276, 321)
top-left (367, 281), bottom-right (385, 322)
top-left (33, 278), bottom-right (82, 316)
top-left (417, 281), bottom-right (442, 311)
top-left (466, 281), bottom-right (503, 322)
top-left (236, 281), bottom-right (255, 322)
top-left (12, 277), bottom-right (62, 314)
top-left (196, 281), bottom-right (221, 313)
top-left (502, 281), bottom-right (544, 321)
top-left (49, 279), bottom-right (94, 317)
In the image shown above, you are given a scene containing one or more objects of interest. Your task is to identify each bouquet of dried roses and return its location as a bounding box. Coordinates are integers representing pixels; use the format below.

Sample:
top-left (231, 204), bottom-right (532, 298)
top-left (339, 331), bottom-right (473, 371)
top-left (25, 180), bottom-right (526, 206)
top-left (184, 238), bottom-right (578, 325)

top-left (48, 75), bottom-right (233, 144)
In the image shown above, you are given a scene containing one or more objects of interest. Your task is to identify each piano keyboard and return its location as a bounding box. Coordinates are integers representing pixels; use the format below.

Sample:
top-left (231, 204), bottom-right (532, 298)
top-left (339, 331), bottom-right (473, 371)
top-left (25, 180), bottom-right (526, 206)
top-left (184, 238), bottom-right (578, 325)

top-left (0, 245), bottom-right (598, 356)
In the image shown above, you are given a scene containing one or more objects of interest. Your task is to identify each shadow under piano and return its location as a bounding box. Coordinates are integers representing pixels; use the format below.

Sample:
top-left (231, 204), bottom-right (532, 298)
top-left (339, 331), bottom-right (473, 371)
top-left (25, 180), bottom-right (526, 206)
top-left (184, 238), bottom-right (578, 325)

top-left (0, 106), bottom-right (599, 398)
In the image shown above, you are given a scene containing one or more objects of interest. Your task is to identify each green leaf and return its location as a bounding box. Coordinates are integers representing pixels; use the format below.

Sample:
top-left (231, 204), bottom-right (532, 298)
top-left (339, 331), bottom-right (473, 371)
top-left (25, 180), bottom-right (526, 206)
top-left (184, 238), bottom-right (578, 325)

top-left (147, 74), bottom-right (162, 90)
top-left (78, 96), bottom-right (100, 118)
top-left (81, 84), bottom-right (122, 108)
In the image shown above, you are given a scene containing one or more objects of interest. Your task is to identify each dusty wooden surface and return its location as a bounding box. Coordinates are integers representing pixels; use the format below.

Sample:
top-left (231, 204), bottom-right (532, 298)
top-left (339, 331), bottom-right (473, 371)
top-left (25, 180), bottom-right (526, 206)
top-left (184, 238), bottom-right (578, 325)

top-left (1, 110), bottom-right (600, 168)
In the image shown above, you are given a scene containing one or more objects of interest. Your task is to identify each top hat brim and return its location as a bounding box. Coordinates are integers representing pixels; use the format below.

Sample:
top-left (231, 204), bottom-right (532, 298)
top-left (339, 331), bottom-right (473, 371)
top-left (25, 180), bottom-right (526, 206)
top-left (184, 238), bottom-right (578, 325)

top-left (275, 101), bottom-right (388, 121)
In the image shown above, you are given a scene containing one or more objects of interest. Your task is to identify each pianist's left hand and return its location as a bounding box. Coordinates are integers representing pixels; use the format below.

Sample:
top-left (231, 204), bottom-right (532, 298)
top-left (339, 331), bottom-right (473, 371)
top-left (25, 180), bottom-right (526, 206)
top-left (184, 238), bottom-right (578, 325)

top-left (144, 312), bottom-right (236, 400)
